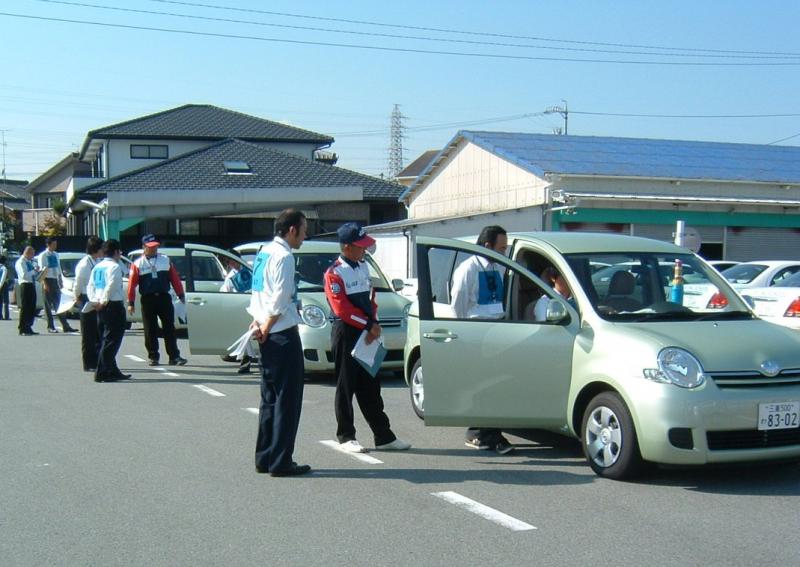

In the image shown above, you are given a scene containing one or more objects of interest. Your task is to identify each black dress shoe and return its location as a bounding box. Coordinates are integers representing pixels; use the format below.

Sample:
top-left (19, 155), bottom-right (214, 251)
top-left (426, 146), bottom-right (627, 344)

top-left (148, 359), bottom-right (160, 367)
top-left (94, 375), bottom-right (120, 383)
top-left (270, 464), bottom-right (312, 477)
top-left (169, 356), bottom-right (188, 366)
top-left (63, 327), bottom-right (78, 333)
top-left (110, 373), bottom-right (132, 380)
top-left (255, 466), bottom-right (269, 474)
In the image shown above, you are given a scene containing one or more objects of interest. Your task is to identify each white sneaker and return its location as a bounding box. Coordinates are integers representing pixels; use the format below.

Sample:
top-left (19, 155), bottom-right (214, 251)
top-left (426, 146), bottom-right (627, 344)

top-left (375, 438), bottom-right (411, 451)
top-left (339, 440), bottom-right (368, 453)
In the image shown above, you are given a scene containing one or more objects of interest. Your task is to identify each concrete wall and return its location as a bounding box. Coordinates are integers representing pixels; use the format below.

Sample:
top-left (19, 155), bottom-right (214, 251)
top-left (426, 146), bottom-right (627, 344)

top-left (408, 140), bottom-right (548, 220)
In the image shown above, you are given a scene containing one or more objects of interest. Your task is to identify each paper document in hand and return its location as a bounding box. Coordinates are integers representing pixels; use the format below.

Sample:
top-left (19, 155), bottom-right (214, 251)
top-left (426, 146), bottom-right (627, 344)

top-left (81, 302), bottom-right (98, 314)
top-left (228, 328), bottom-right (256, 359)
top-left (56, 290), bottom-right (76, 315)
top-left (174, 299), bottom-right (187, 324)
top-left (350, 331), bottom-right (387, 377)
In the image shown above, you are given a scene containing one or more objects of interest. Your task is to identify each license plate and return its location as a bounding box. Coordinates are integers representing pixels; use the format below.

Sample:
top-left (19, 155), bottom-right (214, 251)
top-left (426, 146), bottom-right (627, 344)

top-left (757, 402), bottom-right (800, 431)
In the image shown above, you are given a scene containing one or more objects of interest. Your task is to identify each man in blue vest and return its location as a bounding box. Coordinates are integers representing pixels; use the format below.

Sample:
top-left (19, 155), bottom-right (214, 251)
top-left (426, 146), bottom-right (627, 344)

top-left (450, 225), bottom-right (514, 455)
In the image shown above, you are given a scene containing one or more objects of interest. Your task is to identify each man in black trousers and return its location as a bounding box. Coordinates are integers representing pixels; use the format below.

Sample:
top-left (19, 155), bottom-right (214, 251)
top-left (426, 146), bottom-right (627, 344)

top-left (249, 209), bottom-right (311, 477)
top-left (88, 239), bottom-right (130, 383)
top-left (15, 246), bottom-right (39, 336)
top-left (74, 236), bottom-right (103, 372)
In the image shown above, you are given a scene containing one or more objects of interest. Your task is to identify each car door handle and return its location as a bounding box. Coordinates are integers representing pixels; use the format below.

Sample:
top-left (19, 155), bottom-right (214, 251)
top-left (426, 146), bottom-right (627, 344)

top-left (187, 297), bottom-right (206, 306)
top-left (422, 331), bottom-right (458, 342)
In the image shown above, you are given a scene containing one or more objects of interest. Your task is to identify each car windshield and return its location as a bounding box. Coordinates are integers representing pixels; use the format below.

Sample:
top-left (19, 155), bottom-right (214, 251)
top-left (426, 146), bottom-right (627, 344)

top-left (721, 263), bottom-right (766, 284)
top-left (130, 252), bottom-right (224, 281)
top-left (565, 252), bottom-right (752, 322)
top-left (774, 271), bottom-right (800, 288)
top-left (295, 252), bottom-right (391, 292)
top-left (60, 257), bottom-right (80, 278)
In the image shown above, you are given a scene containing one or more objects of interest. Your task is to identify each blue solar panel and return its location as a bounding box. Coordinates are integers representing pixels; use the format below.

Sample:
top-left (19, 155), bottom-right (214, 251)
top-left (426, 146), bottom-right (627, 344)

top-left (461, 131), bottom-right (800, 184)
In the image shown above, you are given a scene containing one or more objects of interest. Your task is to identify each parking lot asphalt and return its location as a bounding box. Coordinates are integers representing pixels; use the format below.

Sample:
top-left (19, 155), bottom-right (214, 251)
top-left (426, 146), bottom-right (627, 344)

top-left (2, 307), bottom-right (800, 567)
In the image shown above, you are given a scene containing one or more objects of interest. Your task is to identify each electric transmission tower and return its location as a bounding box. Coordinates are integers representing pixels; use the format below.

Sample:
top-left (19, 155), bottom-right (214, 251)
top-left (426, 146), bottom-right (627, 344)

top-left (388, 104), bottom-right (406, 179)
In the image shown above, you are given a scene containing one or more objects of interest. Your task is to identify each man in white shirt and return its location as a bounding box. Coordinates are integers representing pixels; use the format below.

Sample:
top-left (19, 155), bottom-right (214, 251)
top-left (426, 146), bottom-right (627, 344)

top-left (249, 209), bottom-right (311, 477)
top-left (0, 254), bottom-right (10, 320)
top-left (37, 237), bottom-right (76, 333)
top-left (74, 236), bottom-right (104, 372)
top-left (450, 225), bottom-right (514, 455)
top-left (15, 246), bottom-right (40, 335)
top-left (88, 239), bottom-right (130, 383)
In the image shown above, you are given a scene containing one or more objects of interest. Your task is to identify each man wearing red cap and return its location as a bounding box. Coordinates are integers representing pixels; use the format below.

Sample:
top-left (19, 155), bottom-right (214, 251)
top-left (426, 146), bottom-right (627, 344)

top-left (324, 222), bottom-right (411, 454)
top-left (127, 234), bottom-right (187, 366)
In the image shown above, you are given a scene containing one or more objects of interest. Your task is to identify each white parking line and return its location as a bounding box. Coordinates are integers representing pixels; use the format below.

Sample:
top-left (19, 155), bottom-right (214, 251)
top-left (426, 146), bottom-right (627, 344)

top-left (193, 384), bottom-right (226, 397)
top-left (431, 491), bottom-right (536, 532)
top-left (161, 371), bottom-right (180, 377)
top-left (320, 440), bottom-right (384, 464)
top-left (124, 355), bottom-right (146, 362)
top-left (244, 407), bottom-right (259, 415)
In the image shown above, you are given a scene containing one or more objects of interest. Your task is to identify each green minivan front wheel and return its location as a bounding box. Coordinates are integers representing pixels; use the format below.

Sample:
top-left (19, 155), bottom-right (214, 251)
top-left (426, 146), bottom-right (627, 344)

top-left (581, 392), bottom-right (645, 480)
top-left (409, 359), bottom-right (424, 420)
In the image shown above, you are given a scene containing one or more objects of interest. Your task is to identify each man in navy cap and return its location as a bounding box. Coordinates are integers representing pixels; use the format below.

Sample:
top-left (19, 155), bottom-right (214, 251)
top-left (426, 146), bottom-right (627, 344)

top-left (323, 222), bottom-right (410, 454)
top-left (127, 234), bottom-right (187, 366)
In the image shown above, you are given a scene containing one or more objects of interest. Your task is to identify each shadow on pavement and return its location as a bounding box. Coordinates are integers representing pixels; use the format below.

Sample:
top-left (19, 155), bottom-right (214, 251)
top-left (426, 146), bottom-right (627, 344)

top-left (309, 466), bottom-right (594, 486)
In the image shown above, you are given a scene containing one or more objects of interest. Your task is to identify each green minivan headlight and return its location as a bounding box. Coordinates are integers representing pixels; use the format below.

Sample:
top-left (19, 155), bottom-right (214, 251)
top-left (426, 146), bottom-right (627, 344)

top-left (300, 304), bottom-right (327, 328)
top-left (643, 348), bottom-right (706, 389)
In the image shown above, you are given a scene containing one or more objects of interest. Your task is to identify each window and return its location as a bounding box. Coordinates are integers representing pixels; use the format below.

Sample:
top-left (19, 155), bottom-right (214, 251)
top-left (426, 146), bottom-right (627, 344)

top-left (130, 144), bottom-right (169, 159)
top-left (223, 160), bottom-right (252, 174)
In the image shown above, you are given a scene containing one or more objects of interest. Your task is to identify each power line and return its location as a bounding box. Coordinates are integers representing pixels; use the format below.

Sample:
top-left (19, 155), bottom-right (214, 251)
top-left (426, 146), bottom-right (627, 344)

top-left (767, 132), bottom-right (800, 145)
top-left (3, 11), bottom-right (800, 66)
top-left (571, 110), bottom-right (800, 118)
top-left (147, 0), bottom-right (800, 58)
top-left (29, 0), bottom-right (800, 61)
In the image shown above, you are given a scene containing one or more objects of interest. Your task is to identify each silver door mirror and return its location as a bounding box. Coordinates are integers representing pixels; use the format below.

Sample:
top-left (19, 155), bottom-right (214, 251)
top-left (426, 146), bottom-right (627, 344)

top-left (392, 278), bottom-right (405, 291)
top-left (546, 298), bottom-right (569, 323)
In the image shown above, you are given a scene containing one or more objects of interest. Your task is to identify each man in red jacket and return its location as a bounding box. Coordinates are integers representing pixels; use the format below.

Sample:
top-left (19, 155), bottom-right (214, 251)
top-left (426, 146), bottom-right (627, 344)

top-left (324, 222), bottom-right (411, 454)
top-left (127, 234), bottom-right (187, 366)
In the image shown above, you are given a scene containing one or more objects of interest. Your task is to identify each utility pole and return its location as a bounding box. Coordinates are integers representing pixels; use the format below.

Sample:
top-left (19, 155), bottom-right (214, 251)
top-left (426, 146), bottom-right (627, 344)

top-left (545, 100), bottom-right (569, 135)
top-left (388, 104), bottom-right (406, 179)
top-left (0, 130), bottom-right (7, 254)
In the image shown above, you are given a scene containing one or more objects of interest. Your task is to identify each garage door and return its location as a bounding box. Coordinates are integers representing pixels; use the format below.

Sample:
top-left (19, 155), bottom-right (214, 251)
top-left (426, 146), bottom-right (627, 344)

top-left (726, 227), bottom-right (800, 261)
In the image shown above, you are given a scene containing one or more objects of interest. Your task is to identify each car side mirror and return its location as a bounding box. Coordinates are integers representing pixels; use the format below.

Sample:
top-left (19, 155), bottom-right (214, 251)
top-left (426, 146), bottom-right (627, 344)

top-left (392, 278), bottom-right (405, 291)
top-left (546, 298), bottom-right (570, 323)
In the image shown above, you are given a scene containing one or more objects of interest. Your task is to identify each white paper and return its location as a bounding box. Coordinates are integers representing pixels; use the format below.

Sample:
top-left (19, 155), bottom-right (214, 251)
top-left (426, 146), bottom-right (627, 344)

top-left (56, 290), bottom-right (76, 314)
top-left (81, 301), bottom-right (98, 314)
top-left (227, 328), bottom-right (257, 360)
top-left (350, 330), bottom-right (384, 367)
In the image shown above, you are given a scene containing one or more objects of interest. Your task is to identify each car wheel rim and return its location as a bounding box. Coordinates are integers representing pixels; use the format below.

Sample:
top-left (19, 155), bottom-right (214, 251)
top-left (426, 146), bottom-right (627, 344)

top-left (585, 405), bottom-right (622, 468)
top-left (411, 366), bottom-right (424, 412)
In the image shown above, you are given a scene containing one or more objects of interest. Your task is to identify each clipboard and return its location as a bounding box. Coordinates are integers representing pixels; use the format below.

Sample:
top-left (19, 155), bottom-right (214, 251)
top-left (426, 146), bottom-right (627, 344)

top-left (350, 331), bottom-right (387, 378)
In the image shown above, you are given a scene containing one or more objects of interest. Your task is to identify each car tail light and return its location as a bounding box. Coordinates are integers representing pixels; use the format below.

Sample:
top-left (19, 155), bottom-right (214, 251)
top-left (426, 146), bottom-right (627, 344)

top-left (784, 298), bottom-right (800, 317)
top-left (707, 291), bottom-right (728, 309)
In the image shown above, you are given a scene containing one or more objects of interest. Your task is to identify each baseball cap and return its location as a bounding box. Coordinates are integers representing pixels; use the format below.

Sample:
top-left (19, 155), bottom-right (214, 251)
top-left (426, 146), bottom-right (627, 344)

top-left (141, 234), bottom-right (161, 248)
top-left (337, 222), bottom-right (375, 249)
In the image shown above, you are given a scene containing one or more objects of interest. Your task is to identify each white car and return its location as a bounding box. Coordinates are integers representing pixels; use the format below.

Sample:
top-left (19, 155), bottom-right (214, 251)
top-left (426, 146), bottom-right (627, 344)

top-left (741, 271), bottom-right (800, 330)
top-left (708, 260), bottom-right (740, 272)
top-left (683, 261), bottom-right (800, 310)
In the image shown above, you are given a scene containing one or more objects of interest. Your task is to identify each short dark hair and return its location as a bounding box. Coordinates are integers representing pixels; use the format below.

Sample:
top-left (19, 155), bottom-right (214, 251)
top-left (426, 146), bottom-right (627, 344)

top-left (86, 235), bottom-right (103, 255)
top-left (274, 209), bottom-right (306, 238)
top-left (45, 236), bottom-right (58, 245)
top-left (102, 239), bottom-right (121, 258)
top-left (476, 225), bottom-right (507, 248)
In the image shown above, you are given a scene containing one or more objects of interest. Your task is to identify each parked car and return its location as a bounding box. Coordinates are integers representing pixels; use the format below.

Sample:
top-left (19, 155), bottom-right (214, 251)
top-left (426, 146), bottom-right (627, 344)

top-left (185, 241), bottom-right (412, 373)
top-left (708, 260), bottom-right (740, 272)
top-left (127, 247), bottom-right (226, 328)
top-left (405, 232), bottom-right (800, 479)
top-left (683, 260), bottom-right (800, 310)
top-left (741, 270), bottom-right (800, 330)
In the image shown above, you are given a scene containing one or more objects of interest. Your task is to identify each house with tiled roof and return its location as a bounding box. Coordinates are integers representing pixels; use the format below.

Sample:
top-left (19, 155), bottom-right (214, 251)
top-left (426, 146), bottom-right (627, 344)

top-left (65, 104), bottom-right (403, 244)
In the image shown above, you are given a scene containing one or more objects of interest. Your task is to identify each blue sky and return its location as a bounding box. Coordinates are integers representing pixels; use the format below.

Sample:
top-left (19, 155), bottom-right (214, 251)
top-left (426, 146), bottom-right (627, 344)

top-left (2, 0), bottom-right (800, 182)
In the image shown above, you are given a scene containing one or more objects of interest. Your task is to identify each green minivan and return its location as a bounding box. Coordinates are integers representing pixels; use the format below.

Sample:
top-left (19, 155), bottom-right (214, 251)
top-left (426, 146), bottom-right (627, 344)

top-left (405, 232), bottom-right (800, 479)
